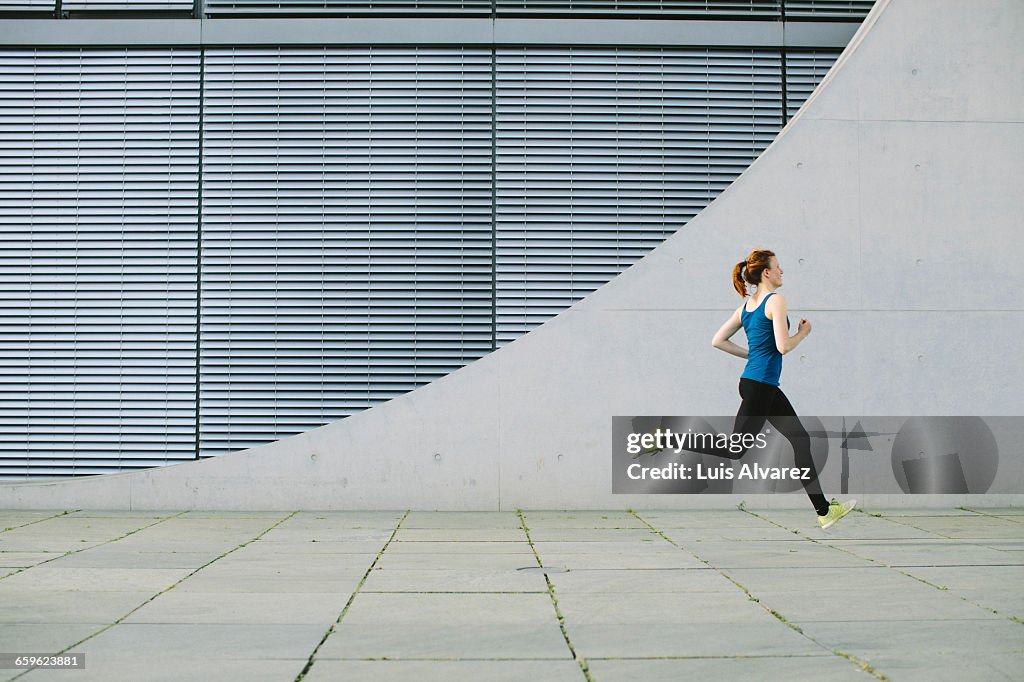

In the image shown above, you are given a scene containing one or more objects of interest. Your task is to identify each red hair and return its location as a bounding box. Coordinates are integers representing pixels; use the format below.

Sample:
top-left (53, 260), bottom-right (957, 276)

top-left (732, 249), bottom-right (775, 298)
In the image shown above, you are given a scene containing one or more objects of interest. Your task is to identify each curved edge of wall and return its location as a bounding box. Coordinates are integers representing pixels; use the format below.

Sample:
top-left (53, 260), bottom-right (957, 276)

top-left (4, 0), bottom-right (1024, 511)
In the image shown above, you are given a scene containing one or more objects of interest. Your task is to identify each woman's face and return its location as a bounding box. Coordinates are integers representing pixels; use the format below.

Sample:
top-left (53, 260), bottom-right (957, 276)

top-left (762, 256), bottom-right (784, 288)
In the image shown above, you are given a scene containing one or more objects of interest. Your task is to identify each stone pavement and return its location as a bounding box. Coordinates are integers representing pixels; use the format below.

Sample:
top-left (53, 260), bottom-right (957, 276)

top-left (0, 506), bottom-right (1021, 681)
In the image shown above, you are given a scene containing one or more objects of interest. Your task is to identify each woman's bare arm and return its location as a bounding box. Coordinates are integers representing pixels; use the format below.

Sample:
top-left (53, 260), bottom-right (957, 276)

top-left (711, 306), bottom-right (748, 359)
top-left (768, 294), bottom-right (811, 355)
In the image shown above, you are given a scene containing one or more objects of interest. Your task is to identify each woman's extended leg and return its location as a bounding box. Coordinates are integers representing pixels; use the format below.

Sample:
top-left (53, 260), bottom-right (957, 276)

top-left (764, 388), bottom-right (830, 516)
top-left (679, 379), bottom-right (830, 516)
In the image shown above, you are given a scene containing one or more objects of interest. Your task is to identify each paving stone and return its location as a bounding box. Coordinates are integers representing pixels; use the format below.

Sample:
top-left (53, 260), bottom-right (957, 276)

top-left (566, 622), bottom-right (825, 658)
top-left (342, 592), bottom-right (556, 626)
top-left (858, 508), bottom-right (978, 517)
top-left (1, 517), bottom-right (154, 540)
top-left (256, 528), bottom-right (395, 543)
top-left (385, 540), bottom-right (534, 555)
top-left (962, 508), bottom-right (1024, 515)
top-left (374, 551), bottom-right (538, 571)
top-left (860, 651), bottom-right (1024, 682)
top-left (0, 538), bottom-right (118, 553)
top-left (64, 511), bottom-right (179, 519)
top-left (0, 567), bottom-right (192, 592)
top-left (684, 540), bottom-right (875, 569)
top-left (361, 567), bottom-right (548, 593)
top-left (69, 622), bottom-right (325, 659)
top-left (586, 655), bottom-right (871, 681)
top-left (658, 526), bottom-right (810, 542)
top-left (89, 540), bottom-right (242, 554)
top-left (723, 565), bottom-right (923, 594)
top-left (634, 510), bottom-right (776, 529)
top-left (797, 517), bottom-right (937, 540)
top-left (885, 516), bottom-right (1024, 539)
top-left (555, 591), bottom-right (777, 626)
top-left (0, 552), bottom-right (64, 568)
top-left (177, 511), bottom-right (301, 519)
top-left (16, 656), bottom-right (307, 682)
top-left (392, 528), bottom-right (527, 542)
top-left (518, 512), bottom-right (648, 529)
top-left (828, 539), bottom-right (1024, 566)
top-left (401, 512), bottom-right (524, 529)
top-left (533, 552), bottom-right (706, 570)
top-left (175, 573), bottom-right (365, 594)
top-left (0, 587), bottom-right (153, 624)
top-left (527, 541), bottom-right (680, 555)
top-left (315, 622), bottom-right (572, 660)
top-left (241, 540), bottom-right (387, 555)
top-left (964, 539), bottom-right (1024, 552)
top-left (0, 623), bottom-right (100, 653)
top-left (546, 568), bottom-right (737, 594)
top-left (0, 514), bottom-right (74, 530)
top-left (758, 584), bottom-right (1002, 622)
top-left (797, 618), bottom-right (1024, 655)
top-left (121, 591), bottom-right (349, 625)
top-left (526, 528), bottom-right (665, 542)
top-left (199, 556), bottom-right (373, 576)
top-left (48, 551), bottom-right (224, 569)
top-left (893, 565), bottom-right (1024, 619)
top-left (896, 564), bottom-right (1024, 591)
top-left (302, 659), bottom-right (585, 682)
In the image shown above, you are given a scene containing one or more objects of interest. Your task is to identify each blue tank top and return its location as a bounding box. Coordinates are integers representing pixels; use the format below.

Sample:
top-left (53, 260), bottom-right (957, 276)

top-left (740, 292), bottom-right (788, 386)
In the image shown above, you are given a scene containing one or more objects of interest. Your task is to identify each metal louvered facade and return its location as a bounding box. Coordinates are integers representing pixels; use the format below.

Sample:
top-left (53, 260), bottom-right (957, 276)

top-left (62, 0), bottom-right (194, 10)
top-left (0, 48), bottom-right (201, 478)
top-left (784, 1), bottom-right (874, 18)
top-left (197, 0), bottom-right (872, 18)
top-left (495, 48), bottom-right (783, 344)
top-left (785, 49), bottom-right (839, 119)
top-left (0, 26), bottom-right (845, 478)
top-left (493, 0), bottom-right (780, 15)
top-left (202, 0), bottom-right (492, 15)
top-left (0, 0), bottom-right (874, 16)
top-left (199, 48), bottom-right (494, 457)
top-left (0, 0), bottom-right (53, 11)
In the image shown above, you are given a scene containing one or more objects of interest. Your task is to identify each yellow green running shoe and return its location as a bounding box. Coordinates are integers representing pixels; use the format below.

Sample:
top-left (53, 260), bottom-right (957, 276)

top-left (818, 498), bottom-right (857, 530)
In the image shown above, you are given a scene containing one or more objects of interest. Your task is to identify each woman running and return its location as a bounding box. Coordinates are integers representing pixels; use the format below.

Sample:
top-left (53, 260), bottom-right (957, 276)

top-left (710, 249), bottom-right (856, 530)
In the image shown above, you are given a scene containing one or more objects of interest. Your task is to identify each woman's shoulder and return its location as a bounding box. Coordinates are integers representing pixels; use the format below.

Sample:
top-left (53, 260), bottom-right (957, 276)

top-left (765, 292), bottom-right (786, 320)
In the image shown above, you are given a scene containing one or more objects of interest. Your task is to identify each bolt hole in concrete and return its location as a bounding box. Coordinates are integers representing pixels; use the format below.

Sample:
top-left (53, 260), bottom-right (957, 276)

top-left (517, 566), bottom-right (570, 574)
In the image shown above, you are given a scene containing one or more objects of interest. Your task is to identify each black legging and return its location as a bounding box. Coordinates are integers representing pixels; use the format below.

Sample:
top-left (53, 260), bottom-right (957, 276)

top-left (690, 378), bottom-right (830, 516)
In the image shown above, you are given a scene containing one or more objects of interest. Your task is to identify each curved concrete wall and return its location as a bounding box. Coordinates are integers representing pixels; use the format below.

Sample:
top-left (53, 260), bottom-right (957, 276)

top-left (3, 0), bottom-right (1022, 510)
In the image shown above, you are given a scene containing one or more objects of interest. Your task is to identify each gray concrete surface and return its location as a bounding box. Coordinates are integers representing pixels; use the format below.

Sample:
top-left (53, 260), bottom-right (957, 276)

top-left (1, 506), bottom-right (1021, 681)
top-left (3, 0), bottom-right (1021, 512)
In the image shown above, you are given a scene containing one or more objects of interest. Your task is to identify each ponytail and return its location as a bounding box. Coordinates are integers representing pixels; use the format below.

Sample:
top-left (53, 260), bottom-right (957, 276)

top-left (732, 249), bottom-right (775, 298)
top-left (732, 261), bottom-right (748, 298)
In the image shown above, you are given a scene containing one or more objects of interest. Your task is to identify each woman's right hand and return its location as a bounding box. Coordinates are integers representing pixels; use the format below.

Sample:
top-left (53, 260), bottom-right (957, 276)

top-left (798, 318), bottom-right (812, 336)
